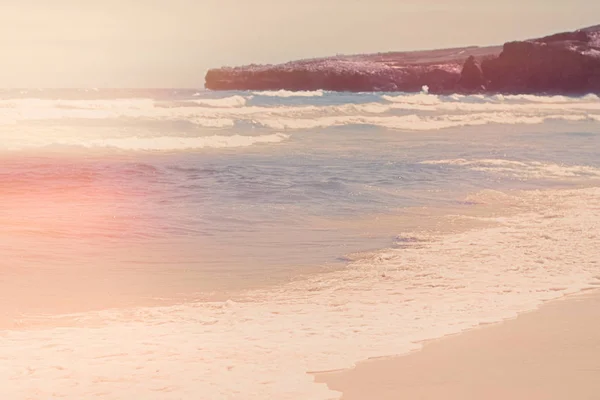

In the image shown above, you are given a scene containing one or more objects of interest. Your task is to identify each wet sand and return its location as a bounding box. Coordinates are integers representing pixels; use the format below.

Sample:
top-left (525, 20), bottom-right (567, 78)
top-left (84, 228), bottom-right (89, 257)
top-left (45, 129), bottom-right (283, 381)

top-left (316, 289), bottom-right (600, 400)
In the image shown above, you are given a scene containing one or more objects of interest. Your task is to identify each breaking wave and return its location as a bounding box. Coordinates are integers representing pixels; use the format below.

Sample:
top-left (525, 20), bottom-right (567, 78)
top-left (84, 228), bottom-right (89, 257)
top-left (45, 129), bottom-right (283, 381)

top-left (253, 89), bottom-right (325, 98)
top-left (253, 113), bottom-right (600, 131)
top-left (4, 133), bottom-right (290, 151)
top-left (191, 95), bottom-right (249, 108)
top-left (1, 92), bottom-right (599, 131)
top-left (86, 133), bottom-right (290, 151)
top-left (382, 92), bottom-right (600, 105)
top-left (421, 158), bottom-right (600, 180)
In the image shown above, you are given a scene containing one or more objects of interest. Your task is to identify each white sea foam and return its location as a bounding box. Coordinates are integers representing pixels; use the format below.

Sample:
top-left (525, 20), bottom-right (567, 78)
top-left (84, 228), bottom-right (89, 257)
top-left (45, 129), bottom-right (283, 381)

top-left (254, 112), bottom-right (599, 131)
top-left (191, 95), bottom-right (250, 108)
top-left (0, 98), bottom-right (242, 128)
top-left (0, 98), bottom-right (157, 110)
top-left (2, 187), bottom-right (600, 400)
top-left (383, 92), bottom-right (600, 105)
top-left (2, 133), bottom-right (290, 151)
top-left (421, 159), bottom-right (600, 180)
top-left (385, 100), bottom-right (600, 113)
top-left (181, 117), bottom-right (236, 128)
top-left (0, 92), bottom-right (598, 132)
top-left (86, 133), bottom-right (290, 151)
top-left (253, 89), bottom-right (325, 97)
top-left (382, 92), bottom-right (442, 105)
top-left (381, 93), bottom-right (600, 112)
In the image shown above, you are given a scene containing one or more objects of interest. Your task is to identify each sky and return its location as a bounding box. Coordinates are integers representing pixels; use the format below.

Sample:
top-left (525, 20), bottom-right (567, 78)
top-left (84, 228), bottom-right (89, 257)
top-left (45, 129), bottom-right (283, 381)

top-left (0, 0), bottom-right (598, 88)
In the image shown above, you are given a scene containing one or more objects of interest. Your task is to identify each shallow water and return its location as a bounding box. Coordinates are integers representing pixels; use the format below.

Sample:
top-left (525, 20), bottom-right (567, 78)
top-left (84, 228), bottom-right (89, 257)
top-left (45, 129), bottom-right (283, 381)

top-left (1, 89), bottom-right (600, 399)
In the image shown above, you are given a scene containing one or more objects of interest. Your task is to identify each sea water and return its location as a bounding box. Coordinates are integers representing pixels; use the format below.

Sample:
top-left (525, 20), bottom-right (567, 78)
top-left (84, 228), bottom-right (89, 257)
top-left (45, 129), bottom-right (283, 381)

top-left (1, 89), bottom-right (600, 399)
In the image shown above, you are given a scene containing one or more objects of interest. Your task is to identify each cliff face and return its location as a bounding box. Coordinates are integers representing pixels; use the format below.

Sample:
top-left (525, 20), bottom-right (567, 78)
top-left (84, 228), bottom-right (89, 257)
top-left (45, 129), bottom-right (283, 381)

top-left (205, 25), bottom-right (600, 94)
top-left (205, 46), bottom-right (501, 93)
top-left (481, 28), bottom-right (600, 94)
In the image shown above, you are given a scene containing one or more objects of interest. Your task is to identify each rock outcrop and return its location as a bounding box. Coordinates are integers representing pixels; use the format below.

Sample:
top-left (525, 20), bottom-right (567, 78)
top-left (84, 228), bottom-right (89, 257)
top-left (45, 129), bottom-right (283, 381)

top-left (458, 56), bottom-right (486, 91)
top-left (206, 59), bottom-right (460, 93)
top-left (481, 28), bottom-right (600, 94)
top-left (205, 46), bottom-right (500, 93)
top-left (205, 25), bottom-right (600, 95)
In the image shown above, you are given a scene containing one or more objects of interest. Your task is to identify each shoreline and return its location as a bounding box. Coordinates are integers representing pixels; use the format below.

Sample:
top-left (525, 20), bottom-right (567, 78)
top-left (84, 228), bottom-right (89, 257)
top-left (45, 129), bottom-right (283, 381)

top-left (2, 184), bottom-right (599, 398)
top-left (0, 183), bottom-right (563, 331)
top-left (315, 288), bottom-right (600, 400)
top-left (2, 184), bottom-right (597, 328)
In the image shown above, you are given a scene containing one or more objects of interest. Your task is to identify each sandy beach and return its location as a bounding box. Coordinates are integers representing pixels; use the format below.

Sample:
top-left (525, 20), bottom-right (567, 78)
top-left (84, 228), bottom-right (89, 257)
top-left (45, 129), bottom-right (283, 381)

top-left (3, 87), bottom-right (600, 399)
top-left (316, 289), bottom-right (600, 400)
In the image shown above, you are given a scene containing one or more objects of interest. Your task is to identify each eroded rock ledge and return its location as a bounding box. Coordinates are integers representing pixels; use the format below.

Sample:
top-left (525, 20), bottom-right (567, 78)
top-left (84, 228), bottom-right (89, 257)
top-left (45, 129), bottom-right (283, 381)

top-left (205, 25), bottom-right (600, 95)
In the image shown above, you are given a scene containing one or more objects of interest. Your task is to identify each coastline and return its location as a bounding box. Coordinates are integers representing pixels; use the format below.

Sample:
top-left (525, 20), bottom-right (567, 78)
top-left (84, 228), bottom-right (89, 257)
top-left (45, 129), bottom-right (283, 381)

top-left (3, 128), bottom-right (599, 399)
top-left (315, 288), bottom-right (600, 400)
top-left (1, 184), bottom-right (599, 398)
top-left (2, 182), bottom-right (587, 331)
top-left (205, 25), bottom-right (600, 94)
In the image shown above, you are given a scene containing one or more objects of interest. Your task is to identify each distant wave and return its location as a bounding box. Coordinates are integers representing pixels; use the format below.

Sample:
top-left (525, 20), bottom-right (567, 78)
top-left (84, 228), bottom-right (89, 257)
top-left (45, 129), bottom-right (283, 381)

top-left (489, 93), bottom-right (600, 103)
top-left (1, 92), bottom-right (599, 131)
top-left (191, 95), bottom-right (249, 108)
top-left (420, 158), bottom-right (600, 180)
top-left (183, 117), bottom-right (236, 128)
top-left (383, 93), bottom-right (600, 105)
top-left (253, 113), bottom-right (600, 131)
top-left (382, 92), bottom-right (443, 105)
top-left (0, 98), bottom-right (242, 127)
top-left (381, 93), bottom-right (600, 112)
top-left (5, 134), bottom-right (290, 151)
top-left (252, 90), bottom-right (325, 98)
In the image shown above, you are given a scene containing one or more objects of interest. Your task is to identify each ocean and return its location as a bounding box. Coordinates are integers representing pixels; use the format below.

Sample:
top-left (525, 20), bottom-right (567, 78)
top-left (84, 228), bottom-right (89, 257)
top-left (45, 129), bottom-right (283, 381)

top-left (1, 88), bottom-right (600, 399)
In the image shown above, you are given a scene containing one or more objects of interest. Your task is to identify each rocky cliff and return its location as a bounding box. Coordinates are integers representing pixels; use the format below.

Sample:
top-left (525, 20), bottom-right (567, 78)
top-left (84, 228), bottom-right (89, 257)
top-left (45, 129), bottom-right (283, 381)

top-left (205, 25), bottom-right (600, 94)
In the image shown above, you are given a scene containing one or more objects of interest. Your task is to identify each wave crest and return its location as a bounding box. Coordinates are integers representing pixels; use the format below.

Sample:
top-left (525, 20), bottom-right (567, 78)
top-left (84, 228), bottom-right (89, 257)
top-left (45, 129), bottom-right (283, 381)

top-left (421, 158), bottom-right (600, 179)
top-left (1, 92), bottom-right (599, 132)
top-left (252, 90), bottom-right (325, 98)
top-left (191, 95), bottom-right (249, 108)
top-left (253, 113), bottom-right (600, 131)
top-left (5, 133), bottom-right (290, 151)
